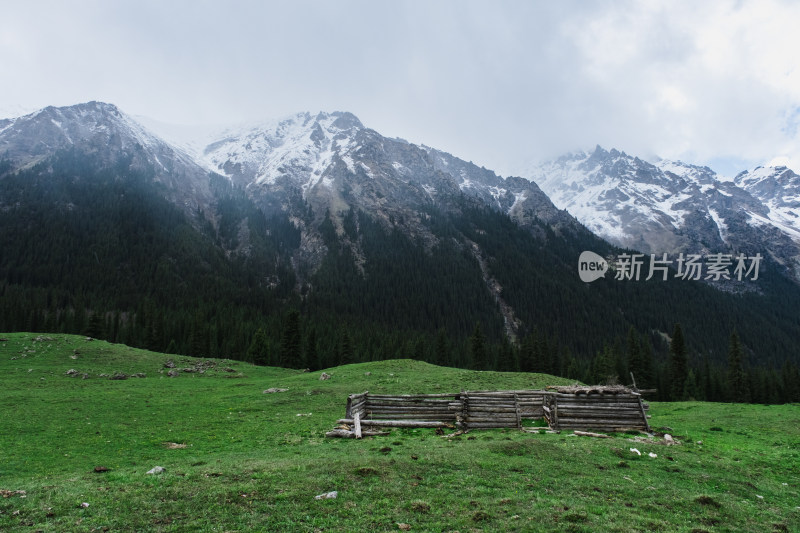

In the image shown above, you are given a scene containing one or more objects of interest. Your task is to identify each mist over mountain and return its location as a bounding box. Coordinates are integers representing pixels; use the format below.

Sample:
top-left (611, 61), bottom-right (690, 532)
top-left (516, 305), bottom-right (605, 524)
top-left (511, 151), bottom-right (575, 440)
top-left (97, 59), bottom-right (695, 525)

top-left (1, 102), bottom-right (799, 401)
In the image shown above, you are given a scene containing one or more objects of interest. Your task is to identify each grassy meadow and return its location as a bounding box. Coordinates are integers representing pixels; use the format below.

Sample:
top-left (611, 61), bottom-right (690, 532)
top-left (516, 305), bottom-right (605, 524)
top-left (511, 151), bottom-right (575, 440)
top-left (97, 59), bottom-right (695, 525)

top-left (0, 333), bottom-right (798, 532)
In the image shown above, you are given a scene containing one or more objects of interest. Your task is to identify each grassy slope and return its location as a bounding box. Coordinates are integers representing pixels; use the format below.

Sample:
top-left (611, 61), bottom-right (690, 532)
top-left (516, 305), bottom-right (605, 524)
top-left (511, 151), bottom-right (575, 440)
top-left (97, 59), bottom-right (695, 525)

top-left (0, 333), bottom-right (797, 532)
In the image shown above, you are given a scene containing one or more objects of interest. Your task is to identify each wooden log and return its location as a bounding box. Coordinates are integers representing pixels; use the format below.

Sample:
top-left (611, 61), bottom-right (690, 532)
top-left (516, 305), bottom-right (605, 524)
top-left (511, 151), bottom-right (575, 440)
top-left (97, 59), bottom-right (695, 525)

top-left (337, 419), bottom-right (454, 428)
top-left (466, 416), bottom-right (519, 423)
top-left (367, 407), bottom-right (454, 413)
top-left (367, 393), bottom-right (459, 399)
top-left (573, 430), bottom-right (612, 438)
top-left (556, 411), bottom-right (644, 418)
top-left (354, 411), bottom-right (362, 439)
top-left (367, 414), bottom-right (454, 419)
top-left (326, 428), bottom-right (390, 438)
top-left (461, 422), bottom-right (518, 428)
top-left (558, 417), bottom-right (647, 425)
top-left (366, 399), bottom-right (455, 406)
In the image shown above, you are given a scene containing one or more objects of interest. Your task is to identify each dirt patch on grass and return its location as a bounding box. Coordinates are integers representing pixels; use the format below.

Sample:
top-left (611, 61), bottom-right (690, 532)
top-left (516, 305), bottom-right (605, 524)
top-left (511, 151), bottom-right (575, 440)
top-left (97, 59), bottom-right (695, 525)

top-left (695, 495), bottom-right (721, 508)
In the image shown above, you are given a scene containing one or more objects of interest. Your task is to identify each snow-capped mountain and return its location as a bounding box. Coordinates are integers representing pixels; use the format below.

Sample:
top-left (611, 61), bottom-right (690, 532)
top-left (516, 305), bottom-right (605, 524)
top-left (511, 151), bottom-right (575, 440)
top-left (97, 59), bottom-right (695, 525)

top-left (152, 110), bottom-right (580, 244)
top-left (525, 146), bottom-right (800, 283)
top-left (0, 101), bottom-right (214, 211)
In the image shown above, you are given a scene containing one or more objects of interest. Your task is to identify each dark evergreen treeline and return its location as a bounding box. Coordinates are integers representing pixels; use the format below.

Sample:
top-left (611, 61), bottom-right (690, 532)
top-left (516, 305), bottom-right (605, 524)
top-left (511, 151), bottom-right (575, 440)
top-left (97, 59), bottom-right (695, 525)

top-left (1, 150), bottom-right (799, 405)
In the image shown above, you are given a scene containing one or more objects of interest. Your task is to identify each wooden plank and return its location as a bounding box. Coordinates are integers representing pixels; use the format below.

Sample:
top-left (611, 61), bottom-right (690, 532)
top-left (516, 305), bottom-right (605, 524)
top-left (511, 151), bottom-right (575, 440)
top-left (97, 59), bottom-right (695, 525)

top-left (354, 411), bottom-right (362, 439)
top-left (367, 393), bottom-right (459, 399)
top-left (367, 404), bottom-right (450, 413)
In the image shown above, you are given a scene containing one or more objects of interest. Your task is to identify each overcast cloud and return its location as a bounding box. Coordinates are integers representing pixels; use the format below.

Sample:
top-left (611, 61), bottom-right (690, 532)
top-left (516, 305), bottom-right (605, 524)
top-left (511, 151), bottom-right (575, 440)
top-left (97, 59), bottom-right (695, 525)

top-left (2, 0), bottom-right (799, 176)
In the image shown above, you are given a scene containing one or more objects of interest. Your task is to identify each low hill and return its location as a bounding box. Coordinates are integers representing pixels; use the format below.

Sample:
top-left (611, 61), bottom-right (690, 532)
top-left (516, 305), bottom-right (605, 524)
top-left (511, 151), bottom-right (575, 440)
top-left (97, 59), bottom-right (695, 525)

top-left (1, 333), bottom-right (797, 532)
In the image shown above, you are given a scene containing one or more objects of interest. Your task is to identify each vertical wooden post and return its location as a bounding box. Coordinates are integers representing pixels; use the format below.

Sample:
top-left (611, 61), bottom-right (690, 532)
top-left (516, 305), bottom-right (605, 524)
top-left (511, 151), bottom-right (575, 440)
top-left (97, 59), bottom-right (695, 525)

top-left (514, 392), bottom-right (522, 429)
top-left (354, 411), bottom-right (362, 439)
top-left (636, 395), bottom-right (650, 433)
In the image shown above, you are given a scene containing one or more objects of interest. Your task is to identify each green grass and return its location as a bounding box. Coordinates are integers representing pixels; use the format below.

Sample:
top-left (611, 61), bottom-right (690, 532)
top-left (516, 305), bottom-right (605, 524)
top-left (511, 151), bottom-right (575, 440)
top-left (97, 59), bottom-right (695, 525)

top-left (1, 332), bottom-right (798, 532)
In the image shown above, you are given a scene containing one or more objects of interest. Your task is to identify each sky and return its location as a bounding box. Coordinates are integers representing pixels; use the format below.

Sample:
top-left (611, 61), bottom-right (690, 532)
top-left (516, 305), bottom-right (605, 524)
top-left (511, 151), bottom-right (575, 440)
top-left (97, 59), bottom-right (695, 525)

top-left (2, 0), bottom-right (800, 177)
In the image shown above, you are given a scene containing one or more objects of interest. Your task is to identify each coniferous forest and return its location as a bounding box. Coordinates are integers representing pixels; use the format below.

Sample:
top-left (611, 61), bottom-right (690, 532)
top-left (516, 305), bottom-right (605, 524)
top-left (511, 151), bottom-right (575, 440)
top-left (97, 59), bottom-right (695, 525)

top-left (1, 150), bottom-right (799, 405)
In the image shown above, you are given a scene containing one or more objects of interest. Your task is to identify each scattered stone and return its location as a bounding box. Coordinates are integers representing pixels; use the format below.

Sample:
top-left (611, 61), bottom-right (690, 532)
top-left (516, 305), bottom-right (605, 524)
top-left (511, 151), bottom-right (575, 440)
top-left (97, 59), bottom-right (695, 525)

top-left (109, 372), bottom-right (129, 380)
top-left (648, 452), bottom-right (658, 458)
top-left (314, 490), bottom-right (337, 500)
top-left (98, 373), bottom-right (109, 378)
top-left (167, 370), bottom-right (179, 378)
top-left (263, 388), bottom-right (289, 394)
top-left (146, 466), bottom-right (165, 475)
top-left (756, 494), bottom-right (764, 500)
top-left (697, 440), bottom-right (703, 445)
top-left (397, 523), bottom-right (411, 531)
top-left (34, 335), bottom-right (54, 342)
top-left (0, 489), bottom-right (27, 498)
top-left (364, 372), bottom-right (371, 376)
top-left (81, 373), bottom-right (89, 380)
top-left (163, 442), bottom-right (187, 449)
top-left (65, 369), bottom-right (80, 377)
top-left (132, 373), bottom-right (146, 378)
top-left (80, 502), bottom-right (90, 508)
top-left (85, 337), bottom-right (94, 341)
top-left (664, 434), bottom-right (674, 444)
top-left (319, 372), bottom-right (331, 380)
top-left (70, 355), bottom-right (78, 360)
top-left (296, 413), bottom-right (312, 417)
top-left (629, 448), bottom-right (641, 456)
top-left (164, 359), bottom-right (175, 368)
top-left (94, 466), bottom-right (110, 473)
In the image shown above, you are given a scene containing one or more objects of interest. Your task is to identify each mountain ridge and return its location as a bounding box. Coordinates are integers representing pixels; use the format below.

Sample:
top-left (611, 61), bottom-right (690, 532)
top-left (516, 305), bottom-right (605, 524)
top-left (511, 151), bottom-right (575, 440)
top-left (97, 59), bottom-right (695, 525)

top-left (2, 101), bottom-right (800, 380)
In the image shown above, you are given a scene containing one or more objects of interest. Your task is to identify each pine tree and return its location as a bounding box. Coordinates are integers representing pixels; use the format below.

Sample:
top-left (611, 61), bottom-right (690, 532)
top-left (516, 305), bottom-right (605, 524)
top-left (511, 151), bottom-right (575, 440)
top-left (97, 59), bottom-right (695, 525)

top-left (683, 369), bottom-right (700, 400)
top-left (669, 323), bottom-right (689, 401)
top-left (304, 328), bottom-right (318, 370)
top-left (85, 311), bottom-right (105, 339)
top-left (626, 327), bottom-right (643, 387)
top-left (279, 310), bottom-right (302, 368)
top-left (433, 329), bottom-right (449, 366)
top-left (592, 344), bottom-right (617, 385)
top-left (468, 323), bottom-right (487, 370)
top-left (247, 328), bottom-right (270, 366)
top-left (726, 331), bottom-right (749, 403)
top-left (497, 337), bottom-right (517, 372)
top-left (780, 360), bottom-right (800, 403)
top-left (338, 329), bottom-right (354, 365)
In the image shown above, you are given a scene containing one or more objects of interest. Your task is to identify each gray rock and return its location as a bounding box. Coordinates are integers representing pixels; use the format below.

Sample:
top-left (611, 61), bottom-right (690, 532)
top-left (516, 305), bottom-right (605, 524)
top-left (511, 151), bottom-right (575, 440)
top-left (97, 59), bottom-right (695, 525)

top-left (319, 372), bottom-right (331, 381)
top-left (146, 466), bottom-right (165, 475)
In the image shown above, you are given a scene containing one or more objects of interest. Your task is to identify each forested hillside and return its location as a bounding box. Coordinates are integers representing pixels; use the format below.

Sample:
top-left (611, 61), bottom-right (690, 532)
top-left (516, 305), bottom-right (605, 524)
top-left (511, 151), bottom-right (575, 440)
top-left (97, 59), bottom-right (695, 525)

top-left (1, 147), bottom-right (799, 405)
